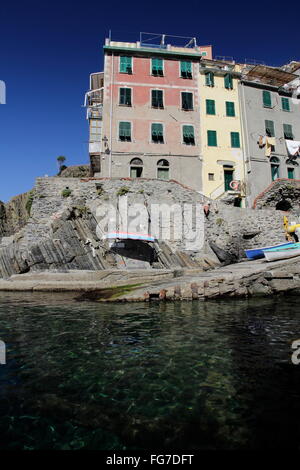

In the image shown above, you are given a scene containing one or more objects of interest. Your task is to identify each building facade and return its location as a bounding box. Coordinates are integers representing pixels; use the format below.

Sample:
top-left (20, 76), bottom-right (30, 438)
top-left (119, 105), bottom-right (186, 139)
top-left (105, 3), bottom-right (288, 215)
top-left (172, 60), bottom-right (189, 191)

top-left (85, 37), bottom-right (300, 207)
top-left (86, 37), bottom-right (212, 191)
top-left (239, 63), bottom-right (300, 207)
top-left (198, 59), bottom-right (245, 205)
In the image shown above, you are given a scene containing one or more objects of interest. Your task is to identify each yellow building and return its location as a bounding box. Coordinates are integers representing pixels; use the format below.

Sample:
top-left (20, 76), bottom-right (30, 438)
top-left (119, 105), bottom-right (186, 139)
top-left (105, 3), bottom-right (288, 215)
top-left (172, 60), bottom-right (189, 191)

top-left (199, 59), bottom-right (246, 206)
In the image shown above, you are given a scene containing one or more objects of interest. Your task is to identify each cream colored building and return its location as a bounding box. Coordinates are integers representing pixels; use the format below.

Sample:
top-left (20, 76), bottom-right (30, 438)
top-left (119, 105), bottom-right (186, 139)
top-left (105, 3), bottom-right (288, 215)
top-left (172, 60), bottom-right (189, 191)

top-left (199, 59), bottom-right (246, 206)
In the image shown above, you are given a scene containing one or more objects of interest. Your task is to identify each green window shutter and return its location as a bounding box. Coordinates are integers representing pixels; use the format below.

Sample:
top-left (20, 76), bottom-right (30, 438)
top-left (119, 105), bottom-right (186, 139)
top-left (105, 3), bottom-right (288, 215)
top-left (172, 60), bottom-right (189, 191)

top-left (157, 168), bottom-right (169, 180)
top-left (152, 90), bottom-right (163, 108)
top-left (265, 120), bottom-right (275, 137)
top-left (183, 125), bottom-right (195, 144)
top-left (119, 122), bottom-right (131, 140)
top-left (271, 164), bottom-right (279, 181)
top-left (181, 61), bottom-right (192, 78)
top-left (182, 92), bottom-right (193, 110)
top-left (152, 123), bottom-right (163, 136)
top-left (283, 124), bottom-right (293, 139)
top-left (120, 56), bottom-right (132, 73)
top-left (282, 97), bottom-right (290, 111)
top-left (205, 72), bottom-right (214, 87)
top-left (226, 101), bottom-right (235, 116)
top-left (207, 130), bottom-right (217, 146)
top-left (119, 88), bottom-right (131, 105)
top-left (224, 170), bottom-right (234, 191)
top-left (263, 90), bottom-right (272, 107)
top-left (230, 132), bottom-right (240, 148)
top-left (152, 123), bottom-right (163, 142)
top-left (152, 58), bottom-right (163, 75)
top-left (224, 74), bottom-right (233, 89)
top-left (119, 88), bottom-right (125, 104)
top-left (206, 99), bottom-right (215, 115)
top-left (288, 167), bottom-right (295, 179)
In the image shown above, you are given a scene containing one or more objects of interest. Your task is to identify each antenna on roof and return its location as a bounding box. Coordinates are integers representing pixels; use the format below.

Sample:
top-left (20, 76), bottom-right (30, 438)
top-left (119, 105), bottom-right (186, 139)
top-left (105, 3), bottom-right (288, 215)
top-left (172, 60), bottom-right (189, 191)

top-left (184, 37), bottom-right (197, 48)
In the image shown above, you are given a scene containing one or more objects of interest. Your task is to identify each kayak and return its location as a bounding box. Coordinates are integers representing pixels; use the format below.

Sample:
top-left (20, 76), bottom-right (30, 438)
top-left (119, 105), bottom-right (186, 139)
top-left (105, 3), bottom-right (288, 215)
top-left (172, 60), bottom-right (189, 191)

top-left (245, 242), bottom-right (294, 260)
top-left (263, 244), bottom-right (300, 262)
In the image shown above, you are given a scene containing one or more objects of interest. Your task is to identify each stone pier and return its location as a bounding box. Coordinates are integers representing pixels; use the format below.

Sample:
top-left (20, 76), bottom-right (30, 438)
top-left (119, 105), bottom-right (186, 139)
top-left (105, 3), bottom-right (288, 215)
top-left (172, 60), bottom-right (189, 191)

top-left (0, 256), bottom-right (300, 302)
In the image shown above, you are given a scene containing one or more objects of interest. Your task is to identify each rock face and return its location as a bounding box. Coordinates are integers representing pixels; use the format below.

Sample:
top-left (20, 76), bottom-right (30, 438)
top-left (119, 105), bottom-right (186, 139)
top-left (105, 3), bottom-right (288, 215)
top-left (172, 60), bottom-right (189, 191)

top-left (253, 179), bottom-right (300, 212)
top-left (0, 192), bottom-right (31, 238)
top-left (0, 176), bottom-right (288, 279)
top-left (58, 165), bottom-right (90, 178)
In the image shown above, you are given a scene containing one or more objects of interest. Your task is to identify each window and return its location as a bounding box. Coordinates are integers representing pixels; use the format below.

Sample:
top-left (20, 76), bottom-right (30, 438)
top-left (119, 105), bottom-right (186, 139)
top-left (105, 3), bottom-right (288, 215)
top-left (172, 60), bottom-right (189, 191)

top-left (151, 90), bottom-right (164, 108)
top-left (180, 61), bottom-right (192, 78)
top-left (270, 156), bottom-right (280, 181)
top-left (120, 56), bottom-right (132, 74)
top-left (224, 74), bottom-right (233, 89)
top-left (207, 130), bottom-right (217, 147)
top-left (130, 158), bottom-right (143, 178)
top-left (282, 97), bottom-right (290, 112)
top-left (283, 124), bottom-right (293, 140)
top-left (263, 90), bottom-right (272, 108)
top-left (181, 92), bottom-right (193, 110)
top-left (151, 123), bottom-right (164, 143)
top-left (230, 132), bottom-right (240, 148)
top-left (208, 173), bottom-right (214, 181)
top-left (205, 72), bottom-right (214, 87)
top-left (152, 58), bottom-right (163, 76)
top-left (119, 122), bottom-right (131, 141)
top-left (119, 88), bottom-right (131, 106)
top-left (265, 120), bottom-right (275, 137)
top-left (206, 99), bottom-right (215, 115)
top-left (90, 119), bottom-right (101, 142)
top-left (226, 101), bottom-right (235, 117)
top-left (288, 167), bottom-right (295, 179)
top-left (157, 159), bottom-right (169, 180)
top-left (182, 125), bottom-right (195, 145)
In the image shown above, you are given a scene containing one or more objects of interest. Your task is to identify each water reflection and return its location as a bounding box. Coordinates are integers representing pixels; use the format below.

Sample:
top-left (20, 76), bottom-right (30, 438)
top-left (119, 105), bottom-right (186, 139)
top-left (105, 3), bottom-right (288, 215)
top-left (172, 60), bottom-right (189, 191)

top-left (0, 293), bottom-right (300, 449)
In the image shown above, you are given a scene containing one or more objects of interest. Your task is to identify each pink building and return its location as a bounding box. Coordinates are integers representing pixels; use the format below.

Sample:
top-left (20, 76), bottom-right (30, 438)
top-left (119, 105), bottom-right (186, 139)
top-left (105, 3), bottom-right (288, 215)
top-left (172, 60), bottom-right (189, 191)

top-left (86, 35), bottom-right (212, 191)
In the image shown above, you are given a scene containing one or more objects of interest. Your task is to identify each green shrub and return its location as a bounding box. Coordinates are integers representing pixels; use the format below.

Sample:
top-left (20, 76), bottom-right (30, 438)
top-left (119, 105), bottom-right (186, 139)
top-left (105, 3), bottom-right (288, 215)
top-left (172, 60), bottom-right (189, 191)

top-left (25, 191), bottom-right (35, 215)
top-left (61, 188), bottom-right (72, 198)
top-left (117, 186), bottom-right (130, 197)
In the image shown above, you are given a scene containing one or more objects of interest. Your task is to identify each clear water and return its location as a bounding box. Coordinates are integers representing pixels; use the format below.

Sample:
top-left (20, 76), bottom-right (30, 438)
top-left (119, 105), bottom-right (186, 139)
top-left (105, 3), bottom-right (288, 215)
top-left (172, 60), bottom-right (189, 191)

top-left (0, 292), bottom-right (300, 450)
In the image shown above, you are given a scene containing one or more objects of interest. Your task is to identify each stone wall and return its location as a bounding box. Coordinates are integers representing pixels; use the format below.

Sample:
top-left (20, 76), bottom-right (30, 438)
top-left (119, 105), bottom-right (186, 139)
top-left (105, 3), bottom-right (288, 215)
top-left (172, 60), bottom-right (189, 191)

top-left (252, 178), bottom-right (300, 212)
top-left (205, 202), bottom-right (286, 261)
top-left (0, 176), bottom-right (288, 278)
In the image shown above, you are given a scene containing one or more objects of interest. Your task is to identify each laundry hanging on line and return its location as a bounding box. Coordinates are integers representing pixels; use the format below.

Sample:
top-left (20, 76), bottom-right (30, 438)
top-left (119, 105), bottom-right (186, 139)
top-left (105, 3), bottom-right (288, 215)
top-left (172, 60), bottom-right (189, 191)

top-left (285, 139), bottom-right (300, 157)
top-left (265, 137), bottom-right (276, 157)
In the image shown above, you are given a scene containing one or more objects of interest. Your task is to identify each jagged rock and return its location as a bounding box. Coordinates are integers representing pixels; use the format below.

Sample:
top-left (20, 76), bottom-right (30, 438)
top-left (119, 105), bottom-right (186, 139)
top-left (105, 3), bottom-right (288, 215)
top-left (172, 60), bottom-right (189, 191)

top-left (0, 177), bottom-right (288, 279)
top-left (209, 242), bottom-right (238, 265)
top-left (58, 165), bottom-right (90, 178)
top-left (0, 192), bottom-right (31, 238)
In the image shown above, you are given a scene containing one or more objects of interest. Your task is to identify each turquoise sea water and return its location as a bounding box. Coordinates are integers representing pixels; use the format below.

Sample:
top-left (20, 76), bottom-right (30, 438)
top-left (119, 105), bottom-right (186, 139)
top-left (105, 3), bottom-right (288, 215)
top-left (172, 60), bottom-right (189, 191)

top-left (0, 292), bottom-right (300, 450)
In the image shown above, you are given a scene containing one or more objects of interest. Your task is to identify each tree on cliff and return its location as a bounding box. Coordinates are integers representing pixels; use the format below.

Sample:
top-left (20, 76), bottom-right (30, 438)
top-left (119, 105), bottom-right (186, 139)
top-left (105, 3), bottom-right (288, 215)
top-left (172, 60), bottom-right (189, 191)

top-left (57, 156), bottom-right (67, 175)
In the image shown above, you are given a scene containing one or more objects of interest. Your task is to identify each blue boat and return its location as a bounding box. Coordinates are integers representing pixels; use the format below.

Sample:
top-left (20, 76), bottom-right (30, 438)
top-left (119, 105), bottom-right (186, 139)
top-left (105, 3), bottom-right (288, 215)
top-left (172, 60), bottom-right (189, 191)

top-left (245, 242), bottom-right (294, 260)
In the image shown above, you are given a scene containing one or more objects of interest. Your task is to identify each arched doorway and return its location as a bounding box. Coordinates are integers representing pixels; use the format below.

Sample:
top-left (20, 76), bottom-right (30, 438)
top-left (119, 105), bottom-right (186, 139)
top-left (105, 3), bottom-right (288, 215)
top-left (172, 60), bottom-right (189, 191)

top-left (130, 158), bottom-right (143, 178)
top-left (157, 159), bottom-right (169, 180)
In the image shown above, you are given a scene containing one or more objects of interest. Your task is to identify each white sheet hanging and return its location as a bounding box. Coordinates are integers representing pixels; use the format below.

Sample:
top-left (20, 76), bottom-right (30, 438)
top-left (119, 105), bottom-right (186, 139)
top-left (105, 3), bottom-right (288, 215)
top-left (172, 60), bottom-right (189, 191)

top-left (286, 139), bottom-right (300, 156)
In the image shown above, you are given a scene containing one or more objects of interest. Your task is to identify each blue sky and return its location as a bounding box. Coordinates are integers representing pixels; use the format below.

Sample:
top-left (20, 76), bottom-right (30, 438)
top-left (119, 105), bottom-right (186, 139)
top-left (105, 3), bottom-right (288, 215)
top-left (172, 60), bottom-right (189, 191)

top-left (0, 0), bottom-right (299, 202)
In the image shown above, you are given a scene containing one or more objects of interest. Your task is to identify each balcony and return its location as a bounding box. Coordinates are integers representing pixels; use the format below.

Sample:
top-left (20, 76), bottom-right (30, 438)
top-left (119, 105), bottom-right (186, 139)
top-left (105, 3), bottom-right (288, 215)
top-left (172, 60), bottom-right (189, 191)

top-left (88, 104), bottom-right (103, 120)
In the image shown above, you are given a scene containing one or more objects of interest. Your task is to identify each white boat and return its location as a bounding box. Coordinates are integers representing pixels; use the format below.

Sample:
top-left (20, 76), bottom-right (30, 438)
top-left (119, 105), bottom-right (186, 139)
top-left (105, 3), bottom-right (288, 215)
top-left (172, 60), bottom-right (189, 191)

top-left (263, 246), bottom-right (300, 262)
